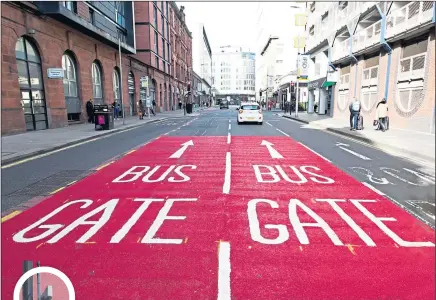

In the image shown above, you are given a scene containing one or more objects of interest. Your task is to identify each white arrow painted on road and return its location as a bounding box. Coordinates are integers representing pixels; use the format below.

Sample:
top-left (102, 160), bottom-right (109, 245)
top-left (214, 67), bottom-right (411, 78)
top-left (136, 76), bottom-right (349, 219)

top-left (170, 140), bottom-right (194, 158)
top-left (261, 140), bottom-right (283, 159)
top-left (336, 142), bottom-right (371, 160)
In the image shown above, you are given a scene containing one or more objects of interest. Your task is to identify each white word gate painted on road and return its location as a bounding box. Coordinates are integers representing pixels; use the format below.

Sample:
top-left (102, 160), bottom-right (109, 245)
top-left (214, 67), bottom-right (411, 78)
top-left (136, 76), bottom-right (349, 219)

top-left (112, 165), bottom-right (197, 183)
top-left (253, 165), bottom-right (335, 184)
top-left (247, 198), bottom-right (435, 247)
top-left (13, 198), bottom-right (197, 244)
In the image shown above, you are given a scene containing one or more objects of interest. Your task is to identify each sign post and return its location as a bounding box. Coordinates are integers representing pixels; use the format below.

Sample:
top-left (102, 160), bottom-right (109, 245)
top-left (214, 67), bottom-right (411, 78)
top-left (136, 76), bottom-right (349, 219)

top-left (294, 12), bottom-right (307, 118)
top-left (141, 76), bottom-right (151, 119)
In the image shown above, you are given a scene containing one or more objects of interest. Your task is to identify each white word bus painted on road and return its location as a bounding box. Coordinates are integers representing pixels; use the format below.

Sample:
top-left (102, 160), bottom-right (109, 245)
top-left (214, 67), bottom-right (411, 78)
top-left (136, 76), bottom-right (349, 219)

top-left (253, 165), bottom-right (335, 184)
top-left (13, 198), bottom-right (196, 244)
top-left (113, 165), bottom-right (197, 183)
top-left (247, 198), bottom-right (435, 247)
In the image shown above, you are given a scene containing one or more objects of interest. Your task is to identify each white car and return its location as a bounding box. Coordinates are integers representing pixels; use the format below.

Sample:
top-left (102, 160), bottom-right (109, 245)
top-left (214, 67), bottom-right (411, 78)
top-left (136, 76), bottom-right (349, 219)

top-left (237, 102), bottom-right (263, 125)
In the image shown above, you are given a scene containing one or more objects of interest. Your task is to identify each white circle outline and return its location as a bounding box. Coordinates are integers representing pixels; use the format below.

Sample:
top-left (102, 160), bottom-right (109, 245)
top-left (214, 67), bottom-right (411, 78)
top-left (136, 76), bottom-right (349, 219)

top-left (13, 266), bottom-right (75, 300)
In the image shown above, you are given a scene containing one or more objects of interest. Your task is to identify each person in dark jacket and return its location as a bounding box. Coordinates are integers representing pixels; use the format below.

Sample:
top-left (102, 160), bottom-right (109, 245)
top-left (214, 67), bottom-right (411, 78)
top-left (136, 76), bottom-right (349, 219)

top-left (138, 100), bottom-right (144, 119)
top-left (86, 99), bottom-right (94, 123)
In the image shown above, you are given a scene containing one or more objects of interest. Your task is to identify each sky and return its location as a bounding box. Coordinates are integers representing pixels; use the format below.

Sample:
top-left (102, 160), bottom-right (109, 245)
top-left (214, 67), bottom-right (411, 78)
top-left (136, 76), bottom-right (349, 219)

top-left (177, 2), bottom-right (259, 51)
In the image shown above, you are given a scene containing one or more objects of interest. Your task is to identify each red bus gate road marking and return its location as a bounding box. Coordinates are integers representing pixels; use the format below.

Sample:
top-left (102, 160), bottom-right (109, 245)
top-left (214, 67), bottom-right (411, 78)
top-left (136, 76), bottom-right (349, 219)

top-left (2, 136), bottom-right (435, 299)
top-left (228, 136), bottom-right (434, 300)
top-left (2, 137), bottom-right (227, 300)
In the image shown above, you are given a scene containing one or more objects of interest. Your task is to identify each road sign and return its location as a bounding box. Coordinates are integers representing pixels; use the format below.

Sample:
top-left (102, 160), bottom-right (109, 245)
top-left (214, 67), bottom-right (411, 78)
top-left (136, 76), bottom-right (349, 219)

top-left (295, 13), bottom-right (307, 26)
top-left (293, 36), bottom-right (306, 49)
top-left (298, 54), bottom-right (310, 80)
top-left (47, 68), bottom-right (64, 79)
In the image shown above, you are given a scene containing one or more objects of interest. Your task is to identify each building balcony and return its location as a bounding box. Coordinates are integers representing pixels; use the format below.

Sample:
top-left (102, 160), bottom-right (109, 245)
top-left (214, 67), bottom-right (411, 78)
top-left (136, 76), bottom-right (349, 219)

top-left (352, 19), bottom-right (382, 53)
top-left (331, 37), bottom-right (350, 62)
top-left (398, 53), bottom-right (426, 81)
top-left (386, 1), bottom-right (434, 40)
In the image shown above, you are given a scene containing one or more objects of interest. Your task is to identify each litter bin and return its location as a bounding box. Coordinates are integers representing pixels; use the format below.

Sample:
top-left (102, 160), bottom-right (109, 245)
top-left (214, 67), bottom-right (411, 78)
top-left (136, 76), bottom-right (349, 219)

top-left (94, 104), bottom-right (114, 130)
top-left (186, 103), bottom-right (193, 114)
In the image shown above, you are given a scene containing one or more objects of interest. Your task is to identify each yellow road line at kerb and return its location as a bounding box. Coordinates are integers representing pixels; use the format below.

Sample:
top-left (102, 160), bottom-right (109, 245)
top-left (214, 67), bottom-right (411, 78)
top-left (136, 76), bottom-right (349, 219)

top-left (96, 161), bottom-right (114, 171)
top-left (125, 149), bottom-right (136, 155)
top-left (49, 186), bottom-right (66, 195)
top-left (1, 211), bottom-right (22, 223)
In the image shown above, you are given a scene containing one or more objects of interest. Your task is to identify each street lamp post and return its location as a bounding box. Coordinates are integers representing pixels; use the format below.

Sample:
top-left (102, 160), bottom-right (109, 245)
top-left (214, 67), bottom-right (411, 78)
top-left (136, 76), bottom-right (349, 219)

top-left (118, 36), bottom-right (125, 125)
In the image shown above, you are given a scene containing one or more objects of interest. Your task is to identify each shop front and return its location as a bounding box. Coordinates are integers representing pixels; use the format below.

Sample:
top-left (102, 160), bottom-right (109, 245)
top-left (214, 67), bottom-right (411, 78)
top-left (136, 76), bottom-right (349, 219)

top-left (308, 77), bottom-right (327, 115)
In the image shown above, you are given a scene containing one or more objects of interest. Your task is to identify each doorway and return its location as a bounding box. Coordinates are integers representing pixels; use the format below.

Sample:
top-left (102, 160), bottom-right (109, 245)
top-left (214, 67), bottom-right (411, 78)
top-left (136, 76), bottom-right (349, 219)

top-left (128, 72), bottom-right (137, 115)
top-left (15, 37), bottom-right (48, 131)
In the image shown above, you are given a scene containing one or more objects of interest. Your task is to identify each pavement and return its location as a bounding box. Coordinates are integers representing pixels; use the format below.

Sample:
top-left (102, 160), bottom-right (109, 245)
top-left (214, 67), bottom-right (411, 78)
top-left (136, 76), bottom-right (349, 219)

top-left (281, 111), bottom-right (436, 164)
top-left (1, 109), bottom-right (200, 165)
top-left (1, 109), bottom-right (434, 299)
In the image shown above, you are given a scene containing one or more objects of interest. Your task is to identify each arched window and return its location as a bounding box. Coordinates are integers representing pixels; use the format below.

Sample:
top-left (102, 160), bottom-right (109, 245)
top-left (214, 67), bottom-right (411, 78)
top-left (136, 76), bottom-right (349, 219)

top-left (113, 68), bottom-right (121, 103)
top-left (15, 36), bottom-right (47, 131)
top-left (62, 54), bottom-right (77, 97)
top-left (92, 62), bottom-right (103, 103)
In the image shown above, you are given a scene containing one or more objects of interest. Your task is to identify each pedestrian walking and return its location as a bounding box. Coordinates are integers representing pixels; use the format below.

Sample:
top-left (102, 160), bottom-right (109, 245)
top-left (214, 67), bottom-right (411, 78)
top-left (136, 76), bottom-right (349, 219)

top-left (375, 98), bottom-right (388, 132)
top-left (349, 98), bottom-right (361, 131)
top-left (138, 100), bottom-right (144, 119)
top-left (112, 101), bottom-right (120, 120)
top-left (150, 99), bottom-right (156, 116)
top-left (86, 99), bottom-right (94, 123)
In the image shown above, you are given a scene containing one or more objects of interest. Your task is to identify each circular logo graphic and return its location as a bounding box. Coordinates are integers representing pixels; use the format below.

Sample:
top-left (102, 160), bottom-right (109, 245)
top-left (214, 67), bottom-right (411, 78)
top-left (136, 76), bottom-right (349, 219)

top-left (14, 266), bottom-right (75, 300)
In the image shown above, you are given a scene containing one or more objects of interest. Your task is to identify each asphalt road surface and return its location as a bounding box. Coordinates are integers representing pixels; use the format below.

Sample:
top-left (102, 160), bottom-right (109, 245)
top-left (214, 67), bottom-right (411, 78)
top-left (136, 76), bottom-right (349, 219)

top-left (2, 108), bottom-right (435, 299)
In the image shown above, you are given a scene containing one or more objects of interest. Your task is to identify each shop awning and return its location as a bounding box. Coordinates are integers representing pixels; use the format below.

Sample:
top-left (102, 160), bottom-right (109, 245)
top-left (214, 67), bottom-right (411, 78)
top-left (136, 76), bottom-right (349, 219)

top-left (322, 81), bottom-right (336, 88)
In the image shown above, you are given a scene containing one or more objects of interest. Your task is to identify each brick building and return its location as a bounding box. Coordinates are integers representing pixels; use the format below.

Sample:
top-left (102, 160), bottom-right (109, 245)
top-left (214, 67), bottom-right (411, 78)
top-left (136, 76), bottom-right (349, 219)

top-left (304, 1), bottom-right (435, 134)
top-left (133, 2), bottom-right (192, 112)
top-left (1, 1), bottom-right (192, 135)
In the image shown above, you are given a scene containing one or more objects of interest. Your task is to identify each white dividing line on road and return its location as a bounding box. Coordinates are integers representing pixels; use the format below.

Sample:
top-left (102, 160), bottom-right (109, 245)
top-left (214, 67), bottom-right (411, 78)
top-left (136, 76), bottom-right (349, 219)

top-left (217, 241), bottom-right (231, 300)
top-left (223, 152), bottom-right (231, 194)
top-left (275, 128), bottom-right (290, 137)
top-left (266, 121), bottom-right (273, 127)
top-left (362, 182), bottom-right (385, 195)
top-left (228, 123), bottom-right (231, 130)
top-left (298, 142), bottom-right (332, 163)
top-left (336, 142), bottom-right (372, 160)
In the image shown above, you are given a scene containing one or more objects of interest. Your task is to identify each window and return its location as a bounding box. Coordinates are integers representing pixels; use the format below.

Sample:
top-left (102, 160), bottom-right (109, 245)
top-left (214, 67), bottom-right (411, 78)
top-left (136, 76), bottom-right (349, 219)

top-left (115, 1), bottom-right (125, 27)
top-left (162, 38), bottom-right (165, 60)
top-left (89, 8), bottom-right (95, 25)
top-left (62, 1), bottom-right (76, 13)
top-left (62, 54), bottom-right (77, 97)
top-left (155, 31), bottom-right (158, 53)
top-left (92, 62), bottom-right (103, 101)
top-left (15, 37), bottom-right (48, 131)
top-left (154, 6), bottom-right (157, 27)
top-left (167, 21), bottom-right (169, 40)
top-left (156, 56), bottom-right (159, 69)
top-left (167, 43), bottom-right (170, 61)
top-left (161, 1), bottom-right (164, 11)
top-left (166, 1), bottom-right (169, 18)
top-left (162, 16), bottom-right (165, 37)
top-left (113, 69), bottom-right (120, 102)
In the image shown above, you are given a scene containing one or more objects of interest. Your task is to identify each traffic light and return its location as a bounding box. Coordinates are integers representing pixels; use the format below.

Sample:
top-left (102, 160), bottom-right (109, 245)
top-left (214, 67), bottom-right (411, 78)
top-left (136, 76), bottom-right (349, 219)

top-left (259, 90), bottom-right (262, 96)
top-left (187, 83), bottom-right (191, 92)
top-left (290, 82), bottom-right (295, 93)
